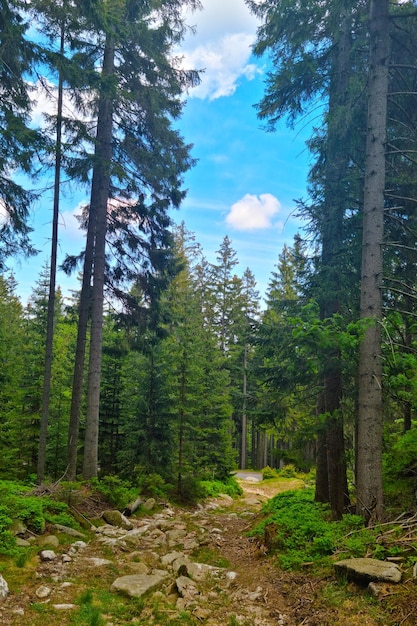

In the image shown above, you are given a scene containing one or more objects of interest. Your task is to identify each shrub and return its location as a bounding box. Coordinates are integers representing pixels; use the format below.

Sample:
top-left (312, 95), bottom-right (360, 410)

top-left (262, 466), bottom-right (278, 480)
top-left (91, 476), bottom-right (138, 509)
top-left (199, 476), bottom-right (242, 499)
top-left (250, 488), bottom-right (366, 569)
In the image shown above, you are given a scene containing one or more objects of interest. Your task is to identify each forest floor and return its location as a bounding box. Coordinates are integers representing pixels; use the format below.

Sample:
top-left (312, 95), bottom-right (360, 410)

top-left (1, 474), bottom-right (416, 625)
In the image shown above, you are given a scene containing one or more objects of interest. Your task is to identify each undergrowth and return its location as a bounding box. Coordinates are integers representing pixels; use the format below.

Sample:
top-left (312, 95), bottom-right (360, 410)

top-left (0, 480), bottom-right (80, 557)
top-left (250, 488), bottom-right (411, 570)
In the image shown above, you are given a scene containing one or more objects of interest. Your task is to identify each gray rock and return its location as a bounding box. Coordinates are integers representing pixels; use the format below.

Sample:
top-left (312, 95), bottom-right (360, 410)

top-left (35, 585), bottom-right (51, 599)
top-left (334, 558), bottom-right (402, 584)
top-left (142, 498), bottom-right (156, 512)
top-left (52, 604), bottom-right (77, 610)
top-left (71, 540), bottom-right (88, 550)
top-left (15, 538), bottom-right (31, 547)
top-left (39, 550), bottom-right (57, 562)
top-left (102, 510), bottom-right (133, 530)
top-left (9, 520), bottom-right (26, 536)
top-left (161, 551), bottom-right (184, 567)
top-left (84, 557), bottom-right (113, 567)
top-left (175, 575), bottom-right (199, 599)
top-left (0, 574), bottom-right (9, 599)
top-left (110, 572), bottom-right (168, 599)
top-left (172, 557), bottom-right (222, 581)
top-left (54, 524), bottom-right (85, 538)
top-left (38, 534), bottom-right (60, 548)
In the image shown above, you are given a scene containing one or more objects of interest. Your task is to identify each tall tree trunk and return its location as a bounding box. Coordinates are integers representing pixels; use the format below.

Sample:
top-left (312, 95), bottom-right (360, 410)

top-left (315, 5), bottom-right (352, 519)
top-left (37, 27), bottom-right (65, 483)
top-left (240, 343), bottom-right (248, 469)
top-left (82, 34), bottom-right (115, 479)
top-left (356, 0), bottom-right (389, 524)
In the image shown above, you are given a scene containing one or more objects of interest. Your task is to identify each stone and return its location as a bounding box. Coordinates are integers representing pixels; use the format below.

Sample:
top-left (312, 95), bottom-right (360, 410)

top-left (84, 557), bottom-right (113, 567)
top-left (15, 538), bottom-right (31, 547)
top-left (54, 524), bottom-right (85, 538)
top-left (161, 551), bottom-right (184, 567)
top-left (166, 528), bottom-right (187, 546)
top-left (110, 572), bottom-right (168, 599)
top-left (172, 557), bottom-right (222, 581)
top-left (142, 498), bottom-right (156, 512)
top-left (39, 550), bottom-right (57, 562)
top-left (0, 574), bottom-right (9, 599)
top-left (126, 562), bottom-right (149, 575)
top-left (35, 585), bottom-right (51, 599)
top-left (71, 540), bottom-right (88, 550)
top-left (102, 510), bottom-right (133, 530)
top-left (175, 575), bottom-right (199, 599)
top-left (334, 558), bottom-right (402, 585)
top-left (52, 604), bottom-right (77, 610)
top-left (38, 534), bottom-right (60, 548)
top-left (9, 520), bottom-right (26, 536)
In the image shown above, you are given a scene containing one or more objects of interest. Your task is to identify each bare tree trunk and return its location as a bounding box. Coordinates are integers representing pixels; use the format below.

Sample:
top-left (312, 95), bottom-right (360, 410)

top-left (82, 35), bottom-right (115, 479)
top-left (356, 0), bottom-right (389, 524)
top-left (37, 27), bottom-right (65, 483)
top-left (315, 5), bottom-right (352, 519)
top-left (240, 343), bottom-right (248, 469)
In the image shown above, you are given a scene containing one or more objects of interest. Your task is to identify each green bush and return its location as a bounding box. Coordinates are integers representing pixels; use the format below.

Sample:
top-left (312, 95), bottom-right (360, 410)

top-left (250, 488), bottom-right (366, 569)
top-left (91, 476), bottom-right (138, 509)
top-left (199, 476), bottom-right (242, 499)
top-left (261, 466), bottom-right (278, 480)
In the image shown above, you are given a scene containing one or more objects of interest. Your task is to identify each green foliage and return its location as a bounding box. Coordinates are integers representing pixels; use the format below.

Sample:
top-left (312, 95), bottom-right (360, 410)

top-left (91, 476), bottom-right (138, 510)
top-left (250, 489), bottom-right (365, 569)
top-left (261, 466), bottom-right (278, 480)
top-left (199, 476), bottom-right (243, 499)
top-left (0, 480), bottom-right (80, 557)
top-left (277, 464), bottom-right (298, 478)
top-left (384, 428), bottom-right (417, 477)
top-left (137, 473), bottom-right (171, 499)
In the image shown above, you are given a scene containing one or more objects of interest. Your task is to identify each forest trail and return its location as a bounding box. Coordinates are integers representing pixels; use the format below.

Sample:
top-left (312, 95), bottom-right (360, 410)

top-left (1, 477), bottom-right (389, 626)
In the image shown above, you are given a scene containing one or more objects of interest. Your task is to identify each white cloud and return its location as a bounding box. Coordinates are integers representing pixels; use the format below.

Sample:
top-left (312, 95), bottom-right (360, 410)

top-left (180, 0), bottom-right (261, 100)
top-left (59, 201), bottom-right (87, 242)
top-left (226, 193), bottom-right (281, 231)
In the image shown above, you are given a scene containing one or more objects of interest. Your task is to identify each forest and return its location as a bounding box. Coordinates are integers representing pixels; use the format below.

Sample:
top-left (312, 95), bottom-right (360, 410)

top-left (1, 0), bottom-right (417, 527)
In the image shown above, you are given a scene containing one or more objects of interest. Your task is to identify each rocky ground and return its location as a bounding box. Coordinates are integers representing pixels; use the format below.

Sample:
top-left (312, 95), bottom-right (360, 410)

top-left (0, 475), bottom-right (414, 625)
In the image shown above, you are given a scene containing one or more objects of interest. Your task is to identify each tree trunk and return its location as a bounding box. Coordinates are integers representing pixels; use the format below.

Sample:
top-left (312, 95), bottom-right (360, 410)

top-left (240, 343), bottom-right (248, 469)
top-left (37, 27), bottom-right (65, 484)
top-left (356, 0), bottom-right (389, 524)
top-left (315, 5), bottom-right (352, 519)
top-left (82, 35), bottom-right (115, 479)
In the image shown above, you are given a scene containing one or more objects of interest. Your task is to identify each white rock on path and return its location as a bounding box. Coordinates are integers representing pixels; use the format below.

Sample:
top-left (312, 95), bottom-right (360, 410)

top-left (334, 558), bottom-right (402, 584)
top-left (0, 574), bottom-right (8, 599)
top-left (110, 572), bottom-right (168, 599)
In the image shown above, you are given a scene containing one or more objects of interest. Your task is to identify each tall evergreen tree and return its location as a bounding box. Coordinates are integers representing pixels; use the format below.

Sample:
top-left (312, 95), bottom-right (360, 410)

top-left (0, 0), bottom-right (44, 268)
top-left (356, 0), bottom-right (390, 523)
top-left (61, 0), bottom-right (200, 479)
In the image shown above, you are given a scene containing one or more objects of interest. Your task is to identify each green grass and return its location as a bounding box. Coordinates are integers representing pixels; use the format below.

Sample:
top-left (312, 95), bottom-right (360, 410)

top-left (249, 488), bottom-right (374, 570)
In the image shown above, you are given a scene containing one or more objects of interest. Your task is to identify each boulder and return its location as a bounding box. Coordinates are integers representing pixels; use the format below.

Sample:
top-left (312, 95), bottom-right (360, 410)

top-left (334, 558), bottom-right (402, 584)
top-left (38, 534), bottom-right (60, 548)
top-left (0, 574), bottom-right (9, 600)
top-left (39, 550), bottom-right (57, 562)
top-left (54, 524), bottom-right (85, 538)
top-left (102, 510), bottom-right (133, 530)
top-left (110, 572), bottom-right (168, 599)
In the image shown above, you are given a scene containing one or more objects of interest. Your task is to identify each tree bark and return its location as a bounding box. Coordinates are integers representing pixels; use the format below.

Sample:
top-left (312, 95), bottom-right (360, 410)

top-left (315, 4), bottom-right (352, 518)
top-left (356, 0), bottom-right (390, 524)
top-left (37, 26), bottom-right (65, 484)
top-left (82, 35), bottom-right (115, 479)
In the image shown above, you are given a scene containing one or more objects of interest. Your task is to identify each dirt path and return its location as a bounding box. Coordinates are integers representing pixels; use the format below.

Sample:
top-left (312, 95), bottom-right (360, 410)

top-left (0, 478), bottom-right (396, 625)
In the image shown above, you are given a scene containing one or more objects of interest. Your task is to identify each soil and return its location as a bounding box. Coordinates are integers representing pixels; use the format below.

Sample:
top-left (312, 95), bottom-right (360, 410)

top-left (1, 476), bottom-right (416, 625)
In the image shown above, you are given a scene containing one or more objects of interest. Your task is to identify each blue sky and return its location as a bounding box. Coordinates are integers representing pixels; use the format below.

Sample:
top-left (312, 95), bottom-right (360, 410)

top-left (10, 0), bottom-right (313, 305)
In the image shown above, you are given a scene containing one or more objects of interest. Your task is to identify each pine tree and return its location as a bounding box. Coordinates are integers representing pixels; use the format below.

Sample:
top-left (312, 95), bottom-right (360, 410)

top-left (356, 0), bottom-right (390, 523)
top-left (0, 0), bottom-right (44, 268)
